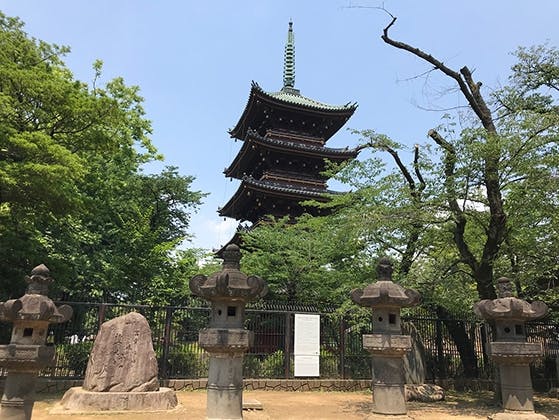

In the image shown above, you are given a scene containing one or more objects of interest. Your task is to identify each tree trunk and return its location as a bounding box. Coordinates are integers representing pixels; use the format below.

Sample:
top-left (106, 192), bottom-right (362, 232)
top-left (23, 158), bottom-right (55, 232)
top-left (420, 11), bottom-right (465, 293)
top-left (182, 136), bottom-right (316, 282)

top-left (436, 306), bottom-right (479, 378)
top-left (475, 262), bottom-right (498, 300)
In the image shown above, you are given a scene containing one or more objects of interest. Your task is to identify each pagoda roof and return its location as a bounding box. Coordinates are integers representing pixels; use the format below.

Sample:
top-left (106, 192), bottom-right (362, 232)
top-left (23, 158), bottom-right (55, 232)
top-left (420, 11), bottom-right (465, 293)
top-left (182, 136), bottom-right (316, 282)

top-left (229, 82), bottom-right (357, 140)
top-left (224, 129), bottom-right (359, 179)
top-left (218, 176), bottom-right (336, 222)
top-left (265, 85), bottom-right (357, 112)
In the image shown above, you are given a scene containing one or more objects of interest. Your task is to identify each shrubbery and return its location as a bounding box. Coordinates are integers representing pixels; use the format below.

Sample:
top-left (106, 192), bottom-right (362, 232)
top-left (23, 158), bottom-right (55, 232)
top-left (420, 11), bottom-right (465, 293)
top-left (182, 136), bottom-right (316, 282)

top-left (56, 341), bottom-right (94, 377)
top-left (163, 342), bottom-right (208, 378)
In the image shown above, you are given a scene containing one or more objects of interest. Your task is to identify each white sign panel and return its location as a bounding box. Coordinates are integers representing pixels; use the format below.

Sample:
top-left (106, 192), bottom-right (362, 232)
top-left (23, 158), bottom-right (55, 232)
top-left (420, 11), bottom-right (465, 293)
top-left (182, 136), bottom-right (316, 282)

top-left (294, 313), bottom-right (320, 377)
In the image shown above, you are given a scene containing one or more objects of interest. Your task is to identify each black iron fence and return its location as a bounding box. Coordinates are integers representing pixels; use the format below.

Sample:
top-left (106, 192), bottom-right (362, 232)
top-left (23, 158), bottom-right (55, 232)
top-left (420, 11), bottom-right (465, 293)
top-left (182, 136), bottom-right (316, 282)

top-left (1, 300), bottom-right (557, 390)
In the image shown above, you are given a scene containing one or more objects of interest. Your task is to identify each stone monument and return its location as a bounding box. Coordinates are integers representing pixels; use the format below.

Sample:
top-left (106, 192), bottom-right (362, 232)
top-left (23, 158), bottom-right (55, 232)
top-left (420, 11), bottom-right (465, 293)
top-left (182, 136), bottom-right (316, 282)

top-left (56, 312), bottom-right (177, 412)
top-left (0, 264), bottom-right (72, 420)
top-left (474, 277), bottom-right (548, 420)
top-left (351, 257), bottom-right (421, 419)
top-left (190, 244), bottom-right (267, 420)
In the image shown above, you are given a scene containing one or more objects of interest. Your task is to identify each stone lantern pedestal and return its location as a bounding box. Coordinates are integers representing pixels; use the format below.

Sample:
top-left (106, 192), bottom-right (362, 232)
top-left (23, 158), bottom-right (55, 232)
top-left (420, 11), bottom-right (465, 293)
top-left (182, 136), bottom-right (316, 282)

top-left (190, 245), bottom-right (267, 420)
top-left (351, 257), bottom-right (420, 419)
top-left (474, 277), bottom-right (548, 420)
top-left (0, 265), bottom-right (72, 420)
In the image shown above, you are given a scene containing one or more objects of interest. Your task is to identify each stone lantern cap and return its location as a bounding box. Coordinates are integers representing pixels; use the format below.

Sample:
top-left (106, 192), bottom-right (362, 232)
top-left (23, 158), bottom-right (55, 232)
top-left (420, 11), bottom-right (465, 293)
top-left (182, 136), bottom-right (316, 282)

top-left (474, 277), bottom-right (548, 322)
top-left (350, 257), bottom-right (420, 308)
top-left (0, 264), bottom-right (72, 324)
top-left (190, 244), bottom-right (268, 302)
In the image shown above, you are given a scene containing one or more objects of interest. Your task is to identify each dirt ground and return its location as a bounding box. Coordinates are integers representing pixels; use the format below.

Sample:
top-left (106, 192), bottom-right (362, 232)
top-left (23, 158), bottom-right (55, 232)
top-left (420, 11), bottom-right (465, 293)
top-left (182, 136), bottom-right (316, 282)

top-left (31, 390), bottom-right (559, 420)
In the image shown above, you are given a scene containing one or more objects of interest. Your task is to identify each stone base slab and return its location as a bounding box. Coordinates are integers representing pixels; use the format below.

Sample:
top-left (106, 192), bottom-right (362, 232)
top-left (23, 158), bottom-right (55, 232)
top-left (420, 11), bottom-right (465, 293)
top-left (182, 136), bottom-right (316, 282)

top-left (51, 386), bottom-right (178, 413)
top-left (242, 398), bottom-right (263, 410)
top-left (489, 412), bottom-right (548, 420)
top-left (365, 415), bottom-right (414, 420)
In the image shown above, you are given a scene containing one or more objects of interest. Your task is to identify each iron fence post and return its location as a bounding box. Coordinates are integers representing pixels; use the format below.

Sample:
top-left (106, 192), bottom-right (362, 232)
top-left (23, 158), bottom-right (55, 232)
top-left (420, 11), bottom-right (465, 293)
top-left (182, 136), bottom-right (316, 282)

top-left (160, 306), bottom-right (173, 379)
top-left (97, 303), bottom-right (107, 331)
top-left (284, 311), bottom-right (292, 379)
top-left (339, 316), bottom-right (346, 379)
top-left (436, 318), bottom-right (446, 378)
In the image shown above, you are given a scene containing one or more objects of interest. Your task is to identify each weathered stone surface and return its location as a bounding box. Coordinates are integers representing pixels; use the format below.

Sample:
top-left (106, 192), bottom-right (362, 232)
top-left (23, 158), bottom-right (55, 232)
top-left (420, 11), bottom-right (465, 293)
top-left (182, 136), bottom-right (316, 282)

top-left (242, 398), bottom-right (263, 410)
top-left (490, 341), bottom-right (542, 363)
top-left (351, 258), bottom-right (421, 418)
top-left (190, 244), bottom-right (267, 420)
top-left (83, 312), bottom-right (158, 392)
top-left (405, 384), bottom-right (445, 402)
top-left (473, 277), bottom-right (548, 419)
top-left (0, 344), bottom-right (55, 370)
top-left (403, 322), bottom-right (427, 384)
top-left (350, 258), bottom-right (421, 309)
top-left (0, 264), bottom-right (71, 420)
top-left (198, 328), bottom-right (251, 353)
top-left (54, 387), bottom-right (178, 412)
top-left (363, 334), bottom-right (411, 354)
top-left (365, 415), bottom-right (413, 420)
top-left (489, 412), bottom-right (548, 420)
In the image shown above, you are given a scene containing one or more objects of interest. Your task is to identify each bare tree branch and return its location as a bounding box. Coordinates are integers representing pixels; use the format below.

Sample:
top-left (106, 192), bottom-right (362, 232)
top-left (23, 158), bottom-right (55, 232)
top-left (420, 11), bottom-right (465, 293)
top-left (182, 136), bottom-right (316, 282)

top-left (380, 14), bottom-right (502, 141)
top-left (413, 144), bottom-right (426, 191)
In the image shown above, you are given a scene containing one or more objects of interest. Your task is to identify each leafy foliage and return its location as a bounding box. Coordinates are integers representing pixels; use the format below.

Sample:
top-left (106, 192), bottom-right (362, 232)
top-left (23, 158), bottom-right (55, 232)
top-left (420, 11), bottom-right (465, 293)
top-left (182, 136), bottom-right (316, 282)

top-left (238, 40), bottom-right (559, 315)
top-left (240, 214), bottom-right (370, 304)
top-left (0, 12), bottom-right (206, 303)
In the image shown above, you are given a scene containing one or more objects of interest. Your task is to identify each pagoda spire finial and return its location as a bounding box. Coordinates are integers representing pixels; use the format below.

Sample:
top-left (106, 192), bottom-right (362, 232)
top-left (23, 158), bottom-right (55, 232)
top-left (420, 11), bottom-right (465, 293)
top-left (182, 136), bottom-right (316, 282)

top-left (282, 20), bottom-right (296, 92)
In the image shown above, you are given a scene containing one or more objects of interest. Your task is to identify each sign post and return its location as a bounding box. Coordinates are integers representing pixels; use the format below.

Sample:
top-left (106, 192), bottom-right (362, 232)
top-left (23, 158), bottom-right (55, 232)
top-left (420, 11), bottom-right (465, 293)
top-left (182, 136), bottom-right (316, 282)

top-left (294, 314), bottom-right (320, 377)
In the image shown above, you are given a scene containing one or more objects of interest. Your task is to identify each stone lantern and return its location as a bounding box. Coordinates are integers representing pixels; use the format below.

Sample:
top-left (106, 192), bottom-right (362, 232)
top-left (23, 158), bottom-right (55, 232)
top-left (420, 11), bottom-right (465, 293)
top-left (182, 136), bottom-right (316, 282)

top-left (0, 264), bottom-right (72, 420)
top-left (351, 257), bottom-right (421, 418)
top-left (474, 277), bottom-right (548, 420)
top-left (190, 244), bottom-right (267, 420)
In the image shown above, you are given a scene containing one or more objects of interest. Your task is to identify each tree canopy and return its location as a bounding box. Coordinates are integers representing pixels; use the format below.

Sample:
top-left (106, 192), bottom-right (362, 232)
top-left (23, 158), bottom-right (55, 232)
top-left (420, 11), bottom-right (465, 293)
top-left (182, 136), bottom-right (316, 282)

top-left (0, 12), bottom-right (207, 303)
top-left (236, 20), bottom-right (559, 378)
top-left (372, 17), bottom-right (559, 305)
top-left (241, 19), bottom-right (559, 316)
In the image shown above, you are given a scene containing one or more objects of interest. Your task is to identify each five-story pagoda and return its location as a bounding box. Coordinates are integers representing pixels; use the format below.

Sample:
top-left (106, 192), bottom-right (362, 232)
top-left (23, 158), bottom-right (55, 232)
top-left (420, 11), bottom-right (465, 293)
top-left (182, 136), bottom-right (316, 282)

top-left (219, 21), bottom-right (358, 226)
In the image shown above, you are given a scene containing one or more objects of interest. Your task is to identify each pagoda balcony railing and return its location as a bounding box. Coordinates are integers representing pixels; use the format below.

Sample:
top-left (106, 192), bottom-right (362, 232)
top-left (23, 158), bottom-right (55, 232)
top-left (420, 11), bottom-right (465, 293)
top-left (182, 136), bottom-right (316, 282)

top-left (265, 129), bottom-right (325, 146)
top-left (260, 173), bottom-right (326, 189)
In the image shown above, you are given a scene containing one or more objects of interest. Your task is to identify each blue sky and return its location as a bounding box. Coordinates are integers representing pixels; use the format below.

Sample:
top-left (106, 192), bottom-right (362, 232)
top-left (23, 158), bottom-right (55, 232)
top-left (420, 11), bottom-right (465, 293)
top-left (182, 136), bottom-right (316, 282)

top-left (1, 1), bottom-right (557, 250)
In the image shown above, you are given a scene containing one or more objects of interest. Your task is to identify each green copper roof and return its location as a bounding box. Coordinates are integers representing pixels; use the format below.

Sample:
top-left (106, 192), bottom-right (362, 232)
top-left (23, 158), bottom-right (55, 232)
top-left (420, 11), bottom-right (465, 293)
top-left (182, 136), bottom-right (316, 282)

top-left (228, 24), bottom-right (357, 140)
top-left (283, 20), bottom-right (295, 90)
top-left (267, 86), bottom-right (356, 111)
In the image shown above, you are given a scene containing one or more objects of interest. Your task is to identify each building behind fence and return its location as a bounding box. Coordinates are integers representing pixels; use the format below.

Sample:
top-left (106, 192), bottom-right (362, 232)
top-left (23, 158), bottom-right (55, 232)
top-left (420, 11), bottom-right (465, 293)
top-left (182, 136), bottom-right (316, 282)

top-left (0, 300), bottom-right (557, 390)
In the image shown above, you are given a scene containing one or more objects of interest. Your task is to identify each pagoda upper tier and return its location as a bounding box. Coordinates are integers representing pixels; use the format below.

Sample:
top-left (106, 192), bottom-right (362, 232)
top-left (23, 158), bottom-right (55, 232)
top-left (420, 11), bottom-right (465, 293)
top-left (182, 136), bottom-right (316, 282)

top-left (229, 81), bottom-right (357, 142)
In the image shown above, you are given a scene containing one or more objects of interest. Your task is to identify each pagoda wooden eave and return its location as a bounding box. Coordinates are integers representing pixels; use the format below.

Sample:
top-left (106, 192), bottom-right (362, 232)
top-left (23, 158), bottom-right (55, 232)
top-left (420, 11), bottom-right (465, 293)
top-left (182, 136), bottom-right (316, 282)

top-left (229, 82), bottom-right (357, 141)
top-left (224, 129), bottom-right (359, 179)
top-left (218, 176), bottom-right (334, 222)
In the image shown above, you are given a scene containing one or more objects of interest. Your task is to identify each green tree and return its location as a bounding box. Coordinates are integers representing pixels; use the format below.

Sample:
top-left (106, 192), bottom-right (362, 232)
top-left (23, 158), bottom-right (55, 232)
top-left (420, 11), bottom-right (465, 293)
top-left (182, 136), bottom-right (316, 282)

top-left (373, 15), bottom-right (559, 304)
top-left (240, 214), bottom-right (370, 304)
top-left (329, 17), bottom-right (559, 375)
top-left (0, 12), bottom-right (206, 302)
top-left (495, 44), bottom-right (559, 303)
top-left (44, 164), bottom-right (206, 303)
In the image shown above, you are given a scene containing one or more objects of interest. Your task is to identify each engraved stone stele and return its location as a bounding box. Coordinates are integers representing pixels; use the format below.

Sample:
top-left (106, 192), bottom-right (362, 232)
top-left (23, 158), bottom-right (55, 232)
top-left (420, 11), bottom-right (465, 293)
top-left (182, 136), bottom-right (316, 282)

top-left (55, 312), bottom-right (177, 413)
top-left (83, 312), bottom-right (158, 392)
top-left (0, 264), bottom-right (72, 420)
top-left (190, 244), bottom-right (267, 420)
top-left (474, 277), bottom-right (548, 420)
top-left (350, 257), bottom-right (421, 419)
